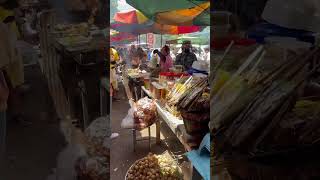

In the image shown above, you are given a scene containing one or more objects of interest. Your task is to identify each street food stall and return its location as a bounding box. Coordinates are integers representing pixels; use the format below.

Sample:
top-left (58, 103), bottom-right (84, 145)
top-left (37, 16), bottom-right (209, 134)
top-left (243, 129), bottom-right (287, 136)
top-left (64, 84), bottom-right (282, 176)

top-left (39, 8), bottom-right (108, 129)
top-left (38, 1), bottom-right (109, 179)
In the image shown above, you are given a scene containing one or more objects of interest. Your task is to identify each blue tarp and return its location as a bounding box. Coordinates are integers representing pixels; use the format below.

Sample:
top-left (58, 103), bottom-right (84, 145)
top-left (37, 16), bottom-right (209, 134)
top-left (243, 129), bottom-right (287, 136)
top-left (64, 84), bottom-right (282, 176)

top-left (186, 133), bottom-right (210, 180)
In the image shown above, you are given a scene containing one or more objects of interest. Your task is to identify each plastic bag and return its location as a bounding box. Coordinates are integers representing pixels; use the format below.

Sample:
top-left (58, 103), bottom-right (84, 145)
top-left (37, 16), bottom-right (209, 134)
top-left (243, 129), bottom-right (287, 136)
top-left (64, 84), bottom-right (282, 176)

top-left (134, 97), bottom-right (157, 130)
top-left (120, 108), bottom-right (135, 129)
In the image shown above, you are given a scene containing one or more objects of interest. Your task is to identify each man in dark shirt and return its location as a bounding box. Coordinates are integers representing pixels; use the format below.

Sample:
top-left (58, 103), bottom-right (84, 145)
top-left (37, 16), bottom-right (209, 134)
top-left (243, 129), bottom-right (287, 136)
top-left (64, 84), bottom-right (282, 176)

top-left (175, 40), bottom-right (197, 71)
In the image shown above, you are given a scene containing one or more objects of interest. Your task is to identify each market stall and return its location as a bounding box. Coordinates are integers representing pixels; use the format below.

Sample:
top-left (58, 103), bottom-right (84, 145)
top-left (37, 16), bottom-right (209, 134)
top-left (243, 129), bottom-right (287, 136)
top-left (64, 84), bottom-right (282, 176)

top-left (39, 10), bottom-right (108, 129)
top-left (38, 4), bottom-right (110, 179)
top-left (110, 1), bottom-right (211, 179)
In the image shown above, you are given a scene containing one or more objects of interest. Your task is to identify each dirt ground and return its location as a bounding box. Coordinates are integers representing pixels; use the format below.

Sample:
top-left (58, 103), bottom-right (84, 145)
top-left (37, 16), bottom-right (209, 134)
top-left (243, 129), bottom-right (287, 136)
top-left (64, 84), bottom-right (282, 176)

top-left (0, 64), bottom-right (66, 180)
top-left (110, 85), bottom-right (193, 180)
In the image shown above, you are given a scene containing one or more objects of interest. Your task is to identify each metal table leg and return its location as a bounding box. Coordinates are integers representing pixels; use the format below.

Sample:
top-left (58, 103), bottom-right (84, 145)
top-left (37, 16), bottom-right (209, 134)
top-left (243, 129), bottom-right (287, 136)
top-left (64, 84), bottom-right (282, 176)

top-left (0, 111), bottom-right (6, 165)
top-left (148, 126), bottom-right (151, 151)
top-left (133, 129), bottom-right (136, 152)
top-left (156, 120), bottom-right (161, 145)
top-left (79, 80), bottom-right (89, 129)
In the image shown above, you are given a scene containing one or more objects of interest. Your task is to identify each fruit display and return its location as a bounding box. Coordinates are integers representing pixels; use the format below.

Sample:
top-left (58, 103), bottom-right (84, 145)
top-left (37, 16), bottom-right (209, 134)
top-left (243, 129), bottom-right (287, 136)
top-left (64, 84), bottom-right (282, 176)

top-left (126, 153), bottom-right (183, 180)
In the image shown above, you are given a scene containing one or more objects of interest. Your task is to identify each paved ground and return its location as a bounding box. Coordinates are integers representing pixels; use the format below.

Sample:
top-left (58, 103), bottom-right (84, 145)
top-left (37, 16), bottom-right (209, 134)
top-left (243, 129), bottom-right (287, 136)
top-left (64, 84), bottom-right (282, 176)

top-left (110, 85), bottom-right (193, 180)
top-left (0, 64), bottom-right (66, 180)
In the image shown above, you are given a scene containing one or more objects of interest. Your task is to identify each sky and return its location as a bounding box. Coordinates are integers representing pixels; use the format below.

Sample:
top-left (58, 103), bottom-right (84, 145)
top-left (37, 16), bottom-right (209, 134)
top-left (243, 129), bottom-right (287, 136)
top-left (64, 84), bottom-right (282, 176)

top-left (117, 0), bottom-right (135, 11)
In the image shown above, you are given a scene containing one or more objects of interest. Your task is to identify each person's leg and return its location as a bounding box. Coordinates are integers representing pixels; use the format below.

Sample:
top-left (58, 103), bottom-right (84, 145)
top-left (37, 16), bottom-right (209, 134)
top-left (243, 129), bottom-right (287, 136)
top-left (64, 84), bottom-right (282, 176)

top-left (109, 95), bottom-right (118, 139)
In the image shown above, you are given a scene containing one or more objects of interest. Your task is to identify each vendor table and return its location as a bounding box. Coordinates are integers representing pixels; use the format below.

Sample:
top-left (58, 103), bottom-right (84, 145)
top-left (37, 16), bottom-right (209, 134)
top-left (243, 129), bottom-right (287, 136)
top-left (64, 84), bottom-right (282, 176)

top-left (141, 86), bottom-right (206, 180)
top-left (141, 86), bottom-right (192, 151)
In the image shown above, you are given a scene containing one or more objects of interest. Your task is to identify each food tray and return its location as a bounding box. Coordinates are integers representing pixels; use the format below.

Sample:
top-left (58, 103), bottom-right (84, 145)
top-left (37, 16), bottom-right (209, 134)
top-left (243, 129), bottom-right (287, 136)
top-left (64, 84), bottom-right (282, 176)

top-left (125, 152), bottom-right (182, 180)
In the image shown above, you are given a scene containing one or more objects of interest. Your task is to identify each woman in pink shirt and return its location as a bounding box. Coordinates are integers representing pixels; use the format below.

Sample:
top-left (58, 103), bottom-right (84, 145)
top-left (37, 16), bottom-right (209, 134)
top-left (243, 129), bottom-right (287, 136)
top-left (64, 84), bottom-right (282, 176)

top-left (158, 45), bottom-right (173, 72)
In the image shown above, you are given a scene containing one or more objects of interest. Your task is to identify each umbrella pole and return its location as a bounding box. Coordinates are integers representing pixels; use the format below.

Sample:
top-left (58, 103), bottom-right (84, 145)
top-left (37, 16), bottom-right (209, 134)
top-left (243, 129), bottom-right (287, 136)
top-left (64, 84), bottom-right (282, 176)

top-left (161, 34), bottom-right (163, 47)
top-left (146, 34), bottom-right (147, 47)
top-left (138, 34), bottom-right (140, 45)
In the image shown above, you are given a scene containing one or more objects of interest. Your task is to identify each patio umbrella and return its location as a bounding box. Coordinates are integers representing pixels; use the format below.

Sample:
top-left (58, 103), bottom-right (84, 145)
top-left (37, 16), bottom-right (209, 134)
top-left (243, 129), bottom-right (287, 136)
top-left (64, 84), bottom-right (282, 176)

top-left (112, 10), bottom-right (203, 35)
top-left (114, 9), bottom-right (149, 24)
top-left (126, 0), bottom-right (210, 26)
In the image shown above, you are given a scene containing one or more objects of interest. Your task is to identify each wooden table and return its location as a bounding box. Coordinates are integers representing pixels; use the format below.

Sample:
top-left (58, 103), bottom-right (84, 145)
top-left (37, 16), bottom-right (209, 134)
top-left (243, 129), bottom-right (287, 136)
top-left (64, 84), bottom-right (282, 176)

top-left (141, 86), bottom-right (192, 152)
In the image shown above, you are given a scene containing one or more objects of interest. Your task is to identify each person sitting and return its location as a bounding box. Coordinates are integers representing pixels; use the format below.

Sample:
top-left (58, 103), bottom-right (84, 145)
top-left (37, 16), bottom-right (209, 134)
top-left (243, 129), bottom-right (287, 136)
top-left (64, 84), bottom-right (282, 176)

top-left (175, 40), bottom-right (197, 71)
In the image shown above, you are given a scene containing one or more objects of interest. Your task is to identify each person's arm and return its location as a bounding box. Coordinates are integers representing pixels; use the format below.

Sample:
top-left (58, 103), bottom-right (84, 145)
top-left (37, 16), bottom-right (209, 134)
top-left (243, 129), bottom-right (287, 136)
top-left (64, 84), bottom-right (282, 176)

top-left (185, 53), bottom-right (197, 70)
top-left (157, 51), bottom-right (165, 61)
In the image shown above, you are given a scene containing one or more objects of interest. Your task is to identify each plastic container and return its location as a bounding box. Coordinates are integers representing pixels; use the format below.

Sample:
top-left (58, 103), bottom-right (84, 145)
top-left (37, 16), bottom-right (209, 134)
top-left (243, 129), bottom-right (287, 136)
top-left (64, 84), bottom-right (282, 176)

top-left (143, 77), bottom-right (150, 90)
top-left (159, 72), bottom-right (167, 85)
top-left (151, 82), bottom-right (164, 100)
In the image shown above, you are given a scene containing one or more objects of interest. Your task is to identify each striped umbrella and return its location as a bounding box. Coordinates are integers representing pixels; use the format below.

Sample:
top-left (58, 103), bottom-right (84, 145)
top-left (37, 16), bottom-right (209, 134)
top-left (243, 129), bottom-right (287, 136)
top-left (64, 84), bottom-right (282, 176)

top-left (126, 0), bottom-right (210, 26)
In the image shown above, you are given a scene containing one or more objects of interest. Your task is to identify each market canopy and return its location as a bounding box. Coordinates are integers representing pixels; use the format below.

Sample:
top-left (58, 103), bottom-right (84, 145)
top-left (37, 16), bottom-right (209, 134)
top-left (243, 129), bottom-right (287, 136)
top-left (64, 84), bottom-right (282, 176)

top-left (112, 10), bottom-right (203, 35)
top-left (126, 0), bottom-right (210, 26)
top-left (113, 9), bottom-right (148, 24)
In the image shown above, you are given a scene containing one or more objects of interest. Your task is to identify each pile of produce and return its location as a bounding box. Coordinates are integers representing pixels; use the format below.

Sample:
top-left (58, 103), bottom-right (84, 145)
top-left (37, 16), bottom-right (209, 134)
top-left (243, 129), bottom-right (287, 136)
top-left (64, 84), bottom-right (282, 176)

top-left (134, 97), bottom-right (157, 130)
top-left (210, 44), bottom-right (320, 156)
top-left (126, 153), bottom-right (183, 180)
top-left (57, 36), bottom-right (92, 47)
top-left (127, 68), bottom-right (140, 77)
top-left (54, 23), bottom-right (89, 37)
top-left (76, 117), bottom-right (110, 180)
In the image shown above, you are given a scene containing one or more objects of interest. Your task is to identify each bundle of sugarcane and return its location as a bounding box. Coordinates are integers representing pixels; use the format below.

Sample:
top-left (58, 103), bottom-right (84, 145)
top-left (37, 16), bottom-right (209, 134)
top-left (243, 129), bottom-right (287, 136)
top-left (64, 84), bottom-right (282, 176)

top-left (167, 77), bottom-right (205, 107)
top-left (219, 48), bottom-right (319, 153)
top-left (177, 78), bottom-right (208, 111)
top-left (210, 45), bottom-right (266, 132)
top-left (166, 76), bottom-right (193, 105)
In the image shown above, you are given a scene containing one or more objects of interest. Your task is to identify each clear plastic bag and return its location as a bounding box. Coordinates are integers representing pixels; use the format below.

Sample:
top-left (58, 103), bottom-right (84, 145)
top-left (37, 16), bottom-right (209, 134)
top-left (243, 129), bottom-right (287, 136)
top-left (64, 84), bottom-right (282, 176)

top-left (121, 108), bottom-right (135, 129)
